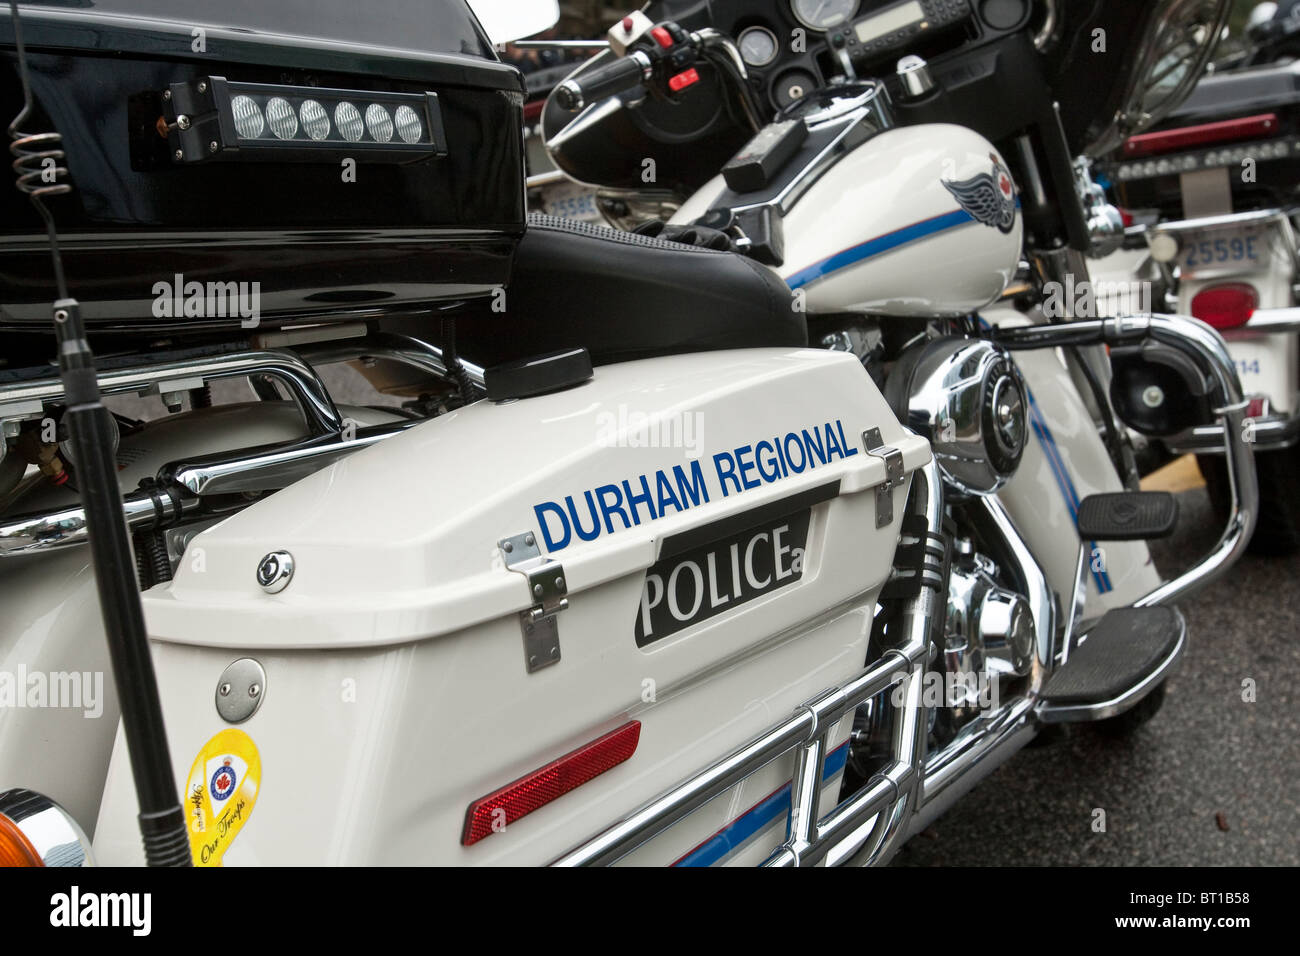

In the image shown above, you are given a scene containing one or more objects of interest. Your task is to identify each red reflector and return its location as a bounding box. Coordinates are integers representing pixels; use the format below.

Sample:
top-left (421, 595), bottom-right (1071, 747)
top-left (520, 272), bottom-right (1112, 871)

top-left (1247, 397), bottom-right (1267, 419)
top-left (1123, 113), bottom-right (1279, 157)
top-left (669, 68), bottom-right (700, 92)
top-left (523, 100), bottom-right (545, 123)
top-left (1191, 282), bottom-right (1259, 330)
top-left (651, 26), bottom-right (674, 48)
top-left (461, 721), bottom-right (641, 846)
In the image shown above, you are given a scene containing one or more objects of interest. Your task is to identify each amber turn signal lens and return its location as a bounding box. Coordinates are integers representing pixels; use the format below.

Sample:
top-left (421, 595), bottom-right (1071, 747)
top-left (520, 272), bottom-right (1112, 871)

top-left (0, 812), bottom-right (43, 866)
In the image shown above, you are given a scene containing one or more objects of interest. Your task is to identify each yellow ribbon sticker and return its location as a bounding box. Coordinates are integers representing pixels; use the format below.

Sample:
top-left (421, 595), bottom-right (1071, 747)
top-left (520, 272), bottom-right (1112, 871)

top-left (184, 728), bottom-right (261, 866)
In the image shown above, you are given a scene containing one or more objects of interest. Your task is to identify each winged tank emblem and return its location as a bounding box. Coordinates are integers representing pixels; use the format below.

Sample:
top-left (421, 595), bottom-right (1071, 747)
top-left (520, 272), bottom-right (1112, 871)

top-left (943, 154), bottom-right (1017, 234)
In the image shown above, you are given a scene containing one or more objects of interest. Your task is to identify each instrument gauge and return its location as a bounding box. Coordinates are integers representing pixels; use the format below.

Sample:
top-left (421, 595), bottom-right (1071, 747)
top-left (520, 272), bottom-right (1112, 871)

top-left (738, 26), bottom-right (780, 67)
top-left (790, 0), bottom-right (860, 31)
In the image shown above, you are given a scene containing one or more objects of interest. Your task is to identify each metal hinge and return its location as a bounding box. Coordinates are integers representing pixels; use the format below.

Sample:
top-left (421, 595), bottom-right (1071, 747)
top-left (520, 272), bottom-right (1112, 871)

top-left (862, 427), bottom-right (905, 529)
top-left (499, 531), bottom-right (569, 674)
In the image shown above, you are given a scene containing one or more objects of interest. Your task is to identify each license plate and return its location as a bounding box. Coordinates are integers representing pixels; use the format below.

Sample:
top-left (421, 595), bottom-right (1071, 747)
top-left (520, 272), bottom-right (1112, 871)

top-left (539, 181), bottom-right (601, 222)
top-left (1179, 222), bottom-right (1275, 276)
top-left (634, 509), bottom-right (811, 647)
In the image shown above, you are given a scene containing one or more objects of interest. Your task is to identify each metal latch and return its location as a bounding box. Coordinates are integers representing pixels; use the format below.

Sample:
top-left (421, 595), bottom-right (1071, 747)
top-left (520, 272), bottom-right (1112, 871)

top-left (862, 427), bottom-right (905, 528)
top-left (499, 531), bottom-right (569, 674)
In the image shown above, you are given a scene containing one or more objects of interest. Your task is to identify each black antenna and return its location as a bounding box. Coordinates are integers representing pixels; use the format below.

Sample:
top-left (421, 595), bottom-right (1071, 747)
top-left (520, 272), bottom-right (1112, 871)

top-left (7, 1), bottom-right (191, 866)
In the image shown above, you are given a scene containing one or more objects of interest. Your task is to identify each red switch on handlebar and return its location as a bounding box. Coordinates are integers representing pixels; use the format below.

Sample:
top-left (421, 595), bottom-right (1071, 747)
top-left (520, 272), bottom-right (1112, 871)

top-left (668, 68), bottom-right (700, 92)
top-left (651, 26), bottom-right (674, 48)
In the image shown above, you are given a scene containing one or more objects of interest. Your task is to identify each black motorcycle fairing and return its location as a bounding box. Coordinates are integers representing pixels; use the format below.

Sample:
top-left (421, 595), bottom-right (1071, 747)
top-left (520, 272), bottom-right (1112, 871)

top-left (449, 215), bottom-right (806, 368)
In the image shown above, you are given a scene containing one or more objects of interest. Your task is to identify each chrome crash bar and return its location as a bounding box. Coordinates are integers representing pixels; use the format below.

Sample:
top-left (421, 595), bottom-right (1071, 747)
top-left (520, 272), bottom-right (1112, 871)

top-left (1168, 307), bottom-right (1300, 454)
top-left (551, 463), bottom-right (944, 868)
top-left (994, 313), bottom-right (1259, 608)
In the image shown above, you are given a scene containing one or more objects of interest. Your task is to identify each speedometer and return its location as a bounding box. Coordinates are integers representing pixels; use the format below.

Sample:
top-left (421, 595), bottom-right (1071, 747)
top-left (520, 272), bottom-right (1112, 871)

top-left (738, 26), bottom-right (779, 67)
top-left (790, 0), bottom-right (860, 31)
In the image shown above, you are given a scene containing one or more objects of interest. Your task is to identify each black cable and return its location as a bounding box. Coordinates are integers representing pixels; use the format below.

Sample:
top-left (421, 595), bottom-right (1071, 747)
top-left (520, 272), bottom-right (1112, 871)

top-left (441, 316), bottom-right (476, 404)
top-left (7, 0), bottom-right (190, 866)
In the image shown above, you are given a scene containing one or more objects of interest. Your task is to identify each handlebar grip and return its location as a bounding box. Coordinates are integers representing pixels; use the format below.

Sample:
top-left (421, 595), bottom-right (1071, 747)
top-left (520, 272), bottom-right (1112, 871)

top-left (555, 52), bottom-right (652, 111)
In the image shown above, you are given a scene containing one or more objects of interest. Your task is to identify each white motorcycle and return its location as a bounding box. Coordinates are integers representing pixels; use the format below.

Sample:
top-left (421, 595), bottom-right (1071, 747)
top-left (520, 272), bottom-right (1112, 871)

top-left (0, 0), bottom-right (1257, 867)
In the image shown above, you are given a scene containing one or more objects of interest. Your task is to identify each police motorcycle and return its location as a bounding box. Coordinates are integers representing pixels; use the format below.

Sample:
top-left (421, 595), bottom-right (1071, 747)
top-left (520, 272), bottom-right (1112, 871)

top-left (0, 0), bottom-right (1257, 867)
top-left (1090, 0), bottom-right (1300, 553)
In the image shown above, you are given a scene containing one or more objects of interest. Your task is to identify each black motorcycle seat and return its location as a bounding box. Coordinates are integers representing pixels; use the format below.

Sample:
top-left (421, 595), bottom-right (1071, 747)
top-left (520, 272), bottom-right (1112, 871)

top-left (453, 214), bottom-right (807, 367)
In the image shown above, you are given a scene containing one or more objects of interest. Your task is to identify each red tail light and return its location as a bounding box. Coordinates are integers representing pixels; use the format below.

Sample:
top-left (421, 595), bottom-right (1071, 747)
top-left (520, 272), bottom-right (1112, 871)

top-left (1123, 113), bottom-right (1279, 158)
top-left (1191, 283), bottom-right (1259, 330)
top-left (461, 721), bottom-right (641, 846)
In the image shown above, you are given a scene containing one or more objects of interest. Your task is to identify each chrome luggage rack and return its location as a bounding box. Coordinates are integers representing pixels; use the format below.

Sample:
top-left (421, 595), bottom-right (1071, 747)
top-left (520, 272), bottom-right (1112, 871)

top-left (0, 332), bottom-right (480, 556)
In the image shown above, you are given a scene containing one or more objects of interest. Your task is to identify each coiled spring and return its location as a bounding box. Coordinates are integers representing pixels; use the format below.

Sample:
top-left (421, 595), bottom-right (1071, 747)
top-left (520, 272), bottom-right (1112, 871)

top-left (9, 128), bottom-right (70, 203)
top-left (7, 0), bottom-right (72, 297)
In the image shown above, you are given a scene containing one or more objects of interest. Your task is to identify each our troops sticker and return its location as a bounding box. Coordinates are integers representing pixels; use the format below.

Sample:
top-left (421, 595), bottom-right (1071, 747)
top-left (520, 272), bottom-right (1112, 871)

top-left (185, 728), bottom-right (262, 866)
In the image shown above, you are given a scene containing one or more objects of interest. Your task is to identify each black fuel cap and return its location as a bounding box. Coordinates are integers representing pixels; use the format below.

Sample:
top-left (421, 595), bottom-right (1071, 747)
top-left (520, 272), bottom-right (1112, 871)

top-left (484, 348), bottom-right (593, 402)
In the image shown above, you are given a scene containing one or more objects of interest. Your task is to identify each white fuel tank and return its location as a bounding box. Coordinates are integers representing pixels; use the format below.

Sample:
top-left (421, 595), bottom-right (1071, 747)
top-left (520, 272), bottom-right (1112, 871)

top-left (675, 123), bottom-right (1023, 318)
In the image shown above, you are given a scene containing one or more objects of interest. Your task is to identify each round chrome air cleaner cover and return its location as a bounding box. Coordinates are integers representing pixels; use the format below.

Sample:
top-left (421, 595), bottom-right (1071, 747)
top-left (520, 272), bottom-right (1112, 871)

top-left (895, 338), bottom-right (1028, 497)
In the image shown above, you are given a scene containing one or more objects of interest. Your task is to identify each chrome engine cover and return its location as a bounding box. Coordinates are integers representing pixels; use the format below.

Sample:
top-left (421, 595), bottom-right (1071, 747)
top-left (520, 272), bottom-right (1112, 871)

top-left (890, 338), bottom-right (1028, 497)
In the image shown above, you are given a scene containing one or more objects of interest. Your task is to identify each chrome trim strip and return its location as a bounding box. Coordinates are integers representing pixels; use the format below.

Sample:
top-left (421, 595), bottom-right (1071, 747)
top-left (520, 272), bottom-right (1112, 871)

top-left (298, 332), bottom-right (486, 391)
top-left (1222, 307), bottom-right (1300, 337)
top-left (164, 421), bottom-right (419, 497)
top-left (1036, 609), bottom-right (1187, 723)
top-left (1146, 207), bottom-right (1298, 237)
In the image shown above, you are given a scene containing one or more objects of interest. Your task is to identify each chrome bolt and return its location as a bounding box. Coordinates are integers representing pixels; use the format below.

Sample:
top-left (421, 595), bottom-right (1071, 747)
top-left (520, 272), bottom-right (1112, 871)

top-left (176, 114), bottom-right (191, 131)
top-left (162, 89), bottom-right (172, 101)
top-left (208, 141), bottom-right (218, 153)
top-left (550, 647), bottom-right (560, 659)
top-left (174, 149), bottom-right (184, 161)
top-left (248, 683), bottom-right (261, 698)
top-left (197, 80), bottom-right (208, 93)
top-left (1142, 385), bottom-right (1165, 408)
top-left (533, 583), bottom-right (544, 598)
top-left (524, 534), bottom-right (535, 547)
top-left (219, 683), bottom-right (231, 697)
top-left (528, 655), bottom-right (538, 668)
top-left (554, 576), bottom-right (564, 590)
top-left (502, 541), bottom-right (513, 553)
top-left (53, 309), bottom-right (69, 323)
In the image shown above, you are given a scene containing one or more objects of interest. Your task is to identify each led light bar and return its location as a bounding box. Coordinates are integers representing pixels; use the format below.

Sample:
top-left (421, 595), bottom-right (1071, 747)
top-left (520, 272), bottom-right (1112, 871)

top-left (161, 76), bottom-right (448, 164)
top-left (1107, 136), bottom-right (1300, 182)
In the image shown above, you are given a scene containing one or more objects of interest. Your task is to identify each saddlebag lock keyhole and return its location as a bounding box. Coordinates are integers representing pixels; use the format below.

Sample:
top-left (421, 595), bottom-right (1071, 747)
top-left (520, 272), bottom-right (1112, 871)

top-left (215, 658), bottom-right (267, 724)
top-left (256, 550), bottom-right (294, 593)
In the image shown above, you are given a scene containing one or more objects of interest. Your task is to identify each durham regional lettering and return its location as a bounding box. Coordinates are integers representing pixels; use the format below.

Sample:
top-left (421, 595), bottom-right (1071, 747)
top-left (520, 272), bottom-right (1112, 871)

top-left (534, 420), bottom-right (858, 551)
